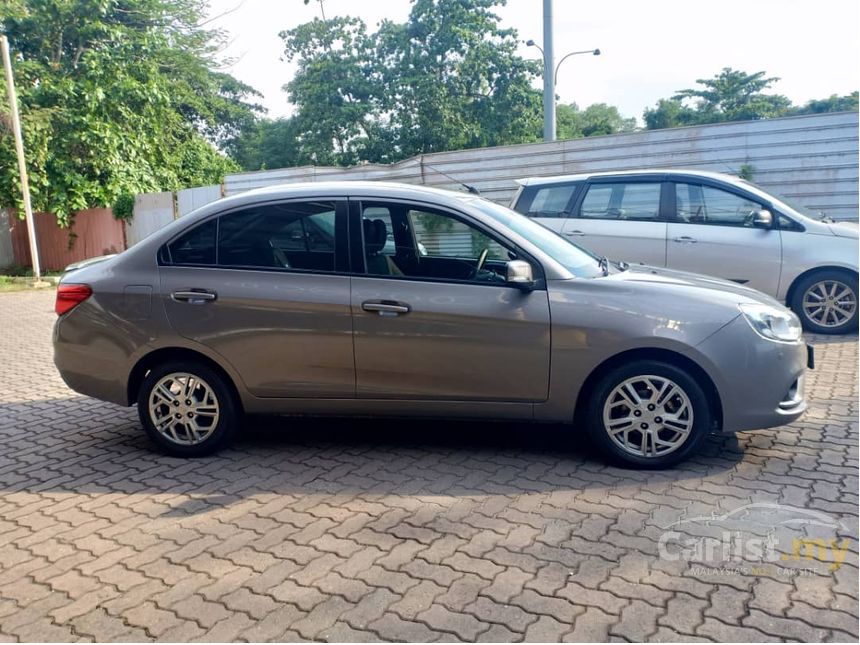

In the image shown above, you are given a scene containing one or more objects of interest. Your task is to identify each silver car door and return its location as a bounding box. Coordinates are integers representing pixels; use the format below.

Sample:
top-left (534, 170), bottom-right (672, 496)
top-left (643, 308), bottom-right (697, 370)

top-left (561, 180), bottom-right (668, 266)
top-left (666, 181), bottom-right (781, 295)
top-left (349, 199), bottom-right (551, 402)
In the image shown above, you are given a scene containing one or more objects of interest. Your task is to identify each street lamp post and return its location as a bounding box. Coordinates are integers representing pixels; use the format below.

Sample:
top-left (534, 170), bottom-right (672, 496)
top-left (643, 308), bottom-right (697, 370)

top-left (526, 27), bottom-right (600, 143)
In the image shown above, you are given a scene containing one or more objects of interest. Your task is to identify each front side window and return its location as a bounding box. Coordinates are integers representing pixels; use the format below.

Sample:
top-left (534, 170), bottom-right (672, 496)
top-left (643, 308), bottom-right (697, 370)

top-left (218, 201), bottom-right (336, 271)
top-left (360, 202), bottom-right (513, 284)
top-left (579, 182), bottom-right (662, 221)
top-left (675, 183), bottom-right (764, 227)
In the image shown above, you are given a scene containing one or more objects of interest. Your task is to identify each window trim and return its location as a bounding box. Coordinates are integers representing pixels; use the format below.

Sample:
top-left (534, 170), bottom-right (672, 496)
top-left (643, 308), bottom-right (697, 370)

top-left (157, 197), bottom-right (349, 274)
top-left (573, 177), bottom-right (670, 222)
top-left (347, 197), bottom-right (547, 290)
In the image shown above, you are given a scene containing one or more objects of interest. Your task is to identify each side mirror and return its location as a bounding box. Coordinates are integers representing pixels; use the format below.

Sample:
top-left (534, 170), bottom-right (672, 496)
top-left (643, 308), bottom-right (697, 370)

top-left (752, 209), bottom-right (773, 228)
top-left (506, 260), bottom-right (535, 291)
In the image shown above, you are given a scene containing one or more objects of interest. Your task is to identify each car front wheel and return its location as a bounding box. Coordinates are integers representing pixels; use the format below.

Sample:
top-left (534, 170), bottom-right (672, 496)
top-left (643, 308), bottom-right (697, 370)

top-left (137, 361), bottom-right (239, 456)
top-left (791, 271), bottom-right (858, 335)
top-left (585, 360), bottom-right (711, 468)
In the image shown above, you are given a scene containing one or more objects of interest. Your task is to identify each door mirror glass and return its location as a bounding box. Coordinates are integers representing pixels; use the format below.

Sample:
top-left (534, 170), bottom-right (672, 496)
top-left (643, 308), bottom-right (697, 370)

top-left (752, 209), bottom-right (773, 228)
top-left (506, 260), bottom-right (535, 290)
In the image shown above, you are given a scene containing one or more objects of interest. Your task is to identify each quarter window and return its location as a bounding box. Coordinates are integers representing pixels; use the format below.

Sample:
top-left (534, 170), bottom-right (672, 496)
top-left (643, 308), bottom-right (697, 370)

top-left (675, 183), bottom-right (764, 227)
top-left (579, 182), bottom-right (662, 221)
top-left (525, 184), bottom-right (578, 217)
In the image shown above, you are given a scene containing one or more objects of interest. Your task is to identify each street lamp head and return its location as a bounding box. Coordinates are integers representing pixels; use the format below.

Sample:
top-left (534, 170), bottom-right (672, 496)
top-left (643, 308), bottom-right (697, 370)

top-left (526, 39), bottom-right (536, 47)
top-left (593, 48), bottom-right (601, 56)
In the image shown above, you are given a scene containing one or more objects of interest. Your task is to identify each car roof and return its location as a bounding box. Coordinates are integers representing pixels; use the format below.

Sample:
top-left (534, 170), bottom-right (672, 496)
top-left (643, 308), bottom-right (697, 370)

top-left (517, 168), bottom-right (741, 186)
top-left (232, 180), bottom-right (476, 205)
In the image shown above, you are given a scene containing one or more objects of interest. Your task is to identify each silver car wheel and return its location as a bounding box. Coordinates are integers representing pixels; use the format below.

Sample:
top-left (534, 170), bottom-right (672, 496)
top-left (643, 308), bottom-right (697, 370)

top-left (148, 372), bottom-right (220, 446)
top-left (802, 280), bottom-right (857, 328)
top-left (602, 375), bottom-right (694, 458)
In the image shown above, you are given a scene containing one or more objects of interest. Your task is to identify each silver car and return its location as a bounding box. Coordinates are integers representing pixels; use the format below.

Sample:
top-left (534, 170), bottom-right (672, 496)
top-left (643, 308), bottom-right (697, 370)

top-left (512, 170), bottom-right (859, 334)
top-left (54, 182), bottom-right (811, 468)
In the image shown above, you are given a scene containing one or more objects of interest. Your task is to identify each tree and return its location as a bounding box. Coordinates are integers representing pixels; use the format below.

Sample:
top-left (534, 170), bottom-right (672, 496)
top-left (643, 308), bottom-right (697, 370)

top-left (557, 102), bottom-right (636, 139)
top-left (0, 0), bottom-right (261, 223)
top-left (643, 68), bottom-right (792, 129)
top-left (792, 91), bottom-right (859, 115)
top-left (278, 0), bottom-right (542, 165)
top-left (230, 117), bottom-right (309, 171)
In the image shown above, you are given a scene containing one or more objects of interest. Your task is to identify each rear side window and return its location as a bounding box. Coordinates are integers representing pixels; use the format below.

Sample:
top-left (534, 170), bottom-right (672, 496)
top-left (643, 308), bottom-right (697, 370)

top-left (164, 219), bottom-right (217, 265)
top-left (579, 182), bottom-right (662, 221)
top-left (218, 201), bottom-right (336, 272)
top-left (516, 183), bottom-right (579, 217)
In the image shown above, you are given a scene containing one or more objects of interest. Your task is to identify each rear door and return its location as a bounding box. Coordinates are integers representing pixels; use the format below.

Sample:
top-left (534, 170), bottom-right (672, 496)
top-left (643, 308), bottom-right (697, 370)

top-left (159, 199), bottom-right (355, 398)
top-left (561, 178), bottom-right (669, 266)
top-left (666, 180), bottom-right (781, 295)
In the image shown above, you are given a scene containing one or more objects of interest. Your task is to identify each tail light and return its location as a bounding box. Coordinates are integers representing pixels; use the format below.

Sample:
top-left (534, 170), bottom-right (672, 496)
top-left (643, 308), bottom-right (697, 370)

top-left (55, 284), bottom-right (92, 316)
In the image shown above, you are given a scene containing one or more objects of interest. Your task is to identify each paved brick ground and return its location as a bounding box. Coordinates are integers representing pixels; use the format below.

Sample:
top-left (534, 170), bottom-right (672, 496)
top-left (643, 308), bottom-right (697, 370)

top-left (0, 289), bottom-right (857, 642)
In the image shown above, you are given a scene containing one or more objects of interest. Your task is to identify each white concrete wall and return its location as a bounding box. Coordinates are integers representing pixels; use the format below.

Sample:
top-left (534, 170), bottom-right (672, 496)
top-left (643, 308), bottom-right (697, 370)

top-left (125, 192), bottom-right (175, 247)
top-left (0, 209), bottom-right (14, 268)
top-left (177, 185), bottom-right (223, 218)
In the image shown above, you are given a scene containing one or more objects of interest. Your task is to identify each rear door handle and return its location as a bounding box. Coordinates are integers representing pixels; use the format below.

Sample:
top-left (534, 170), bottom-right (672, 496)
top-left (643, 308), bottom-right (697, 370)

top-left (361, 300), bottom-right (411, 316)
top-left (172, 289), bottom-right (217, 304)
top-left (565, 230), bottom-right (586, 237)
top-left (673, 236), bottom-right (697, 244)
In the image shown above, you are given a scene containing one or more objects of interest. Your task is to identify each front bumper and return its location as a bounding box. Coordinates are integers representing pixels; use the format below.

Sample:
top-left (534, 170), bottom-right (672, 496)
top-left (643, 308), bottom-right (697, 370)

top-left (693, 315), bottom-right (809, 433)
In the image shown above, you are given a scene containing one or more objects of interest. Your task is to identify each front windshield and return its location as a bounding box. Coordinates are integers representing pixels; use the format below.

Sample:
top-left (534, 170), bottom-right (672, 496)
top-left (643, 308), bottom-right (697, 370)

top-left (467, 198), bottom-right (603, 278)
top-left (738, 179), bottom-right (825, 220)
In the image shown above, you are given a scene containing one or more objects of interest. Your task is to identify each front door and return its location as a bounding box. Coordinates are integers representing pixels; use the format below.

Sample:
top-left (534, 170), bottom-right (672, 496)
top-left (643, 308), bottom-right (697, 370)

top-left (350, 200), bottom-right (551, 402)
top-left (666, 181), bottom-right (782, 295)
top-left (159, 199), bottom-right (355, 398)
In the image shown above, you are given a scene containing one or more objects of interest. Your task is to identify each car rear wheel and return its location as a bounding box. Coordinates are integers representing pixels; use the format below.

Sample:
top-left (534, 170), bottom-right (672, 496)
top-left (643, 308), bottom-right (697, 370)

top-left (791, 270), bottom-right (858, 335)
top-left (585, 361), bottom-right (711, 468)
top-left (137, 361), bottom-right (239, 456)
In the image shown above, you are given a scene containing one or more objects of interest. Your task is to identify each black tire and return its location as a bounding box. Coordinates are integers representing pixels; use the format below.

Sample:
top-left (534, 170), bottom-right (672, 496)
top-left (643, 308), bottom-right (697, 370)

top-left (584, 360), bottom-right (711, 469)
top-left (137, 360), bottom-right (239, 457)
top-left (790, 270), bottom-right (858, 335)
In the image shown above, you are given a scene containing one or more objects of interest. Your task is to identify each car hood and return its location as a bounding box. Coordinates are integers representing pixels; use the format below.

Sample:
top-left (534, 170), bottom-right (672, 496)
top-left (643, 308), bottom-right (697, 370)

top-left (829, 221), bottom-right (858, 239)
top-left (605, 264), bottom-right (783, 307)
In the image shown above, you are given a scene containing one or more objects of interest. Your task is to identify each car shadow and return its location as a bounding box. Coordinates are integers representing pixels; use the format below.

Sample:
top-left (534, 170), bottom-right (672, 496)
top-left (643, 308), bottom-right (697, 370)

top-left (0, 395), bottom-right (744, 516)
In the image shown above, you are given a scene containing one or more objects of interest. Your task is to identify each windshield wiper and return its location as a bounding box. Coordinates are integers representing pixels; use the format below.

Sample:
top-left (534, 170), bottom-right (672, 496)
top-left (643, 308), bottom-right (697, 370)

top-left (819, 214), bottom-right (835, 223)
top-left (598, 256), bottom-right (610, 276)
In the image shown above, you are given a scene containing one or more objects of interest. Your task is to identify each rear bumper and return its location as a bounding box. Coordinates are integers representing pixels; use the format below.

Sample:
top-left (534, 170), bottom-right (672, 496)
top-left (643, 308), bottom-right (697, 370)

top-left (693, 316), bottom-right (809, 433)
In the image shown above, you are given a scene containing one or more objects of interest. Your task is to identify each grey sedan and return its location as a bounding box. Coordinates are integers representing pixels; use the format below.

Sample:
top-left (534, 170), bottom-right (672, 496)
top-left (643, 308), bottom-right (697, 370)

top-left (53, 182), bottom-right (811, 468)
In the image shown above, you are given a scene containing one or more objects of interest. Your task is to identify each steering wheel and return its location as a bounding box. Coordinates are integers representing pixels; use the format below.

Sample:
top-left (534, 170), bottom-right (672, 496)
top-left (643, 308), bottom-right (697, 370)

top-left (472, 248), bottom-right (489, 278)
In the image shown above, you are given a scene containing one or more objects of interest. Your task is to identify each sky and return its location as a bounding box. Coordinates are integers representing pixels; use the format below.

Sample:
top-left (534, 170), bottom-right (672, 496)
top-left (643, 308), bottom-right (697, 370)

top-left (206, 0), bottom-right (860, 124)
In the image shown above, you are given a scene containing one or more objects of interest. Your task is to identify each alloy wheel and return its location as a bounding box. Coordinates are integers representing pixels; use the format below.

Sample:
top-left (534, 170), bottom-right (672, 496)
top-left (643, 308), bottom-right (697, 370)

top-left (148, 372), bottom-right (220, 446)
top-left (602, 375), bottom-right (694, 458)
top-left (801, 280), bottom-right (857, 328)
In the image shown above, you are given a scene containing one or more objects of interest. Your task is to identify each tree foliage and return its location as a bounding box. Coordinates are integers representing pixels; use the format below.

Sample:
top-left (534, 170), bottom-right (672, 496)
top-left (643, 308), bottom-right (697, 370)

top-left (0, 0), bottom-right (261, 223)
top-left (644, 68), bottom-right (856, 130)
top-left (272, 0), bottom-right (542, 167)
top-left (557, 102), bottom-right (636, 139)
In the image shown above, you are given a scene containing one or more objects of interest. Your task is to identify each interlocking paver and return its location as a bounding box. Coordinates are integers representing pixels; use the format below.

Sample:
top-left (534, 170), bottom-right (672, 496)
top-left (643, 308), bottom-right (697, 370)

top-left (0, 290), bottom-right (857, 641)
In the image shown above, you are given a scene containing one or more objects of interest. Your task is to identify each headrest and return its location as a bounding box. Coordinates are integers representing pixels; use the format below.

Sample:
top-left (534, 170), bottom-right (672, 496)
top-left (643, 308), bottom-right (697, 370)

top-left (363, 218), bottom-right (387, 255)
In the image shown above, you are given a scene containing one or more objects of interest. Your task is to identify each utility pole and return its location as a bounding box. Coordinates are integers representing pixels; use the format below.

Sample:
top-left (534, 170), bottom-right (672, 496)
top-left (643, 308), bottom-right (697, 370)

top-left (1, 35), bottom-right (41, 280)
top-left (542, 0), bottom-right (556, 142)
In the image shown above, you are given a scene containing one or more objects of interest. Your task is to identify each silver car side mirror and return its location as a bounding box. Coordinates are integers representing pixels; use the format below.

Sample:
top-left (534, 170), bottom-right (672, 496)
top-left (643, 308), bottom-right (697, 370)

top-left (506, 260), bottom-right (535, 291)
top-left (752, 209), bottom-right (773, 228)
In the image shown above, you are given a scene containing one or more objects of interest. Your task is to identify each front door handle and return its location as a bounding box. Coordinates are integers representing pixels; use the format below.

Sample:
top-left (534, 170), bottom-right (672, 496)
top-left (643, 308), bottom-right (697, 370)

top-left (362, 300), bottom-right (411, 316)
top-left (673, 236), bottom-right (697, 244)
top-left (172, 289), bottom-right (217, 304)
top-left (565, 230), bottom-right (586, 237)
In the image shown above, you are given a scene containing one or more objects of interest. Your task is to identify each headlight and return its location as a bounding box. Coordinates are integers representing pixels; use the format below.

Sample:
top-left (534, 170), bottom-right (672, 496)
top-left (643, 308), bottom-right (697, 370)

top-left (739, 304), bottom-right (803, 342)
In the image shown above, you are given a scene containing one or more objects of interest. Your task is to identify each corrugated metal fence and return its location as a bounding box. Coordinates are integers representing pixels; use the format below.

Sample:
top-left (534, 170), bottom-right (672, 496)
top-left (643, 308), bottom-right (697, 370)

top-left (223, 111), bottom-right (859, 220)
